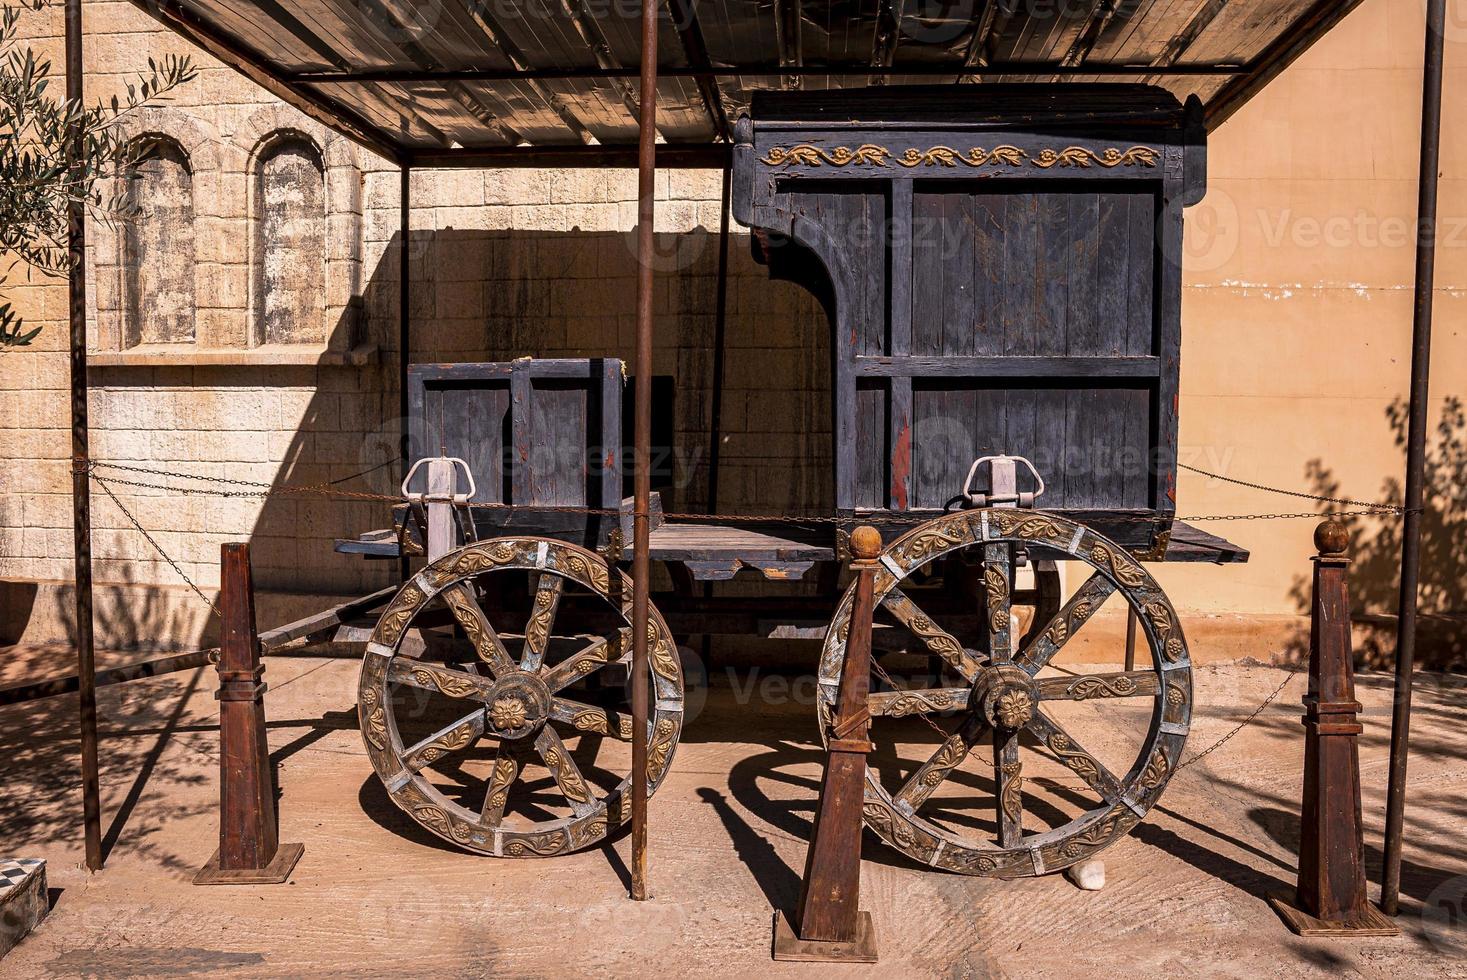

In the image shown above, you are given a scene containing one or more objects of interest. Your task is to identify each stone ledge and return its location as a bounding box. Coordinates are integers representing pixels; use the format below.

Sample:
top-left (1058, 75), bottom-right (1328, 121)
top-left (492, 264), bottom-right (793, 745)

top-left (87, 343), bottom-right (377, 368)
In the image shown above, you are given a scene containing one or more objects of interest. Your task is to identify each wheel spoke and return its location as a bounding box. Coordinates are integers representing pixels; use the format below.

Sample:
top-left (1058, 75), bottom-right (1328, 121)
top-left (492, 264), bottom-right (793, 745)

top-left (441, 583), bottom-right (517, 676)
top-left (534, 727), bottom-right (598, 817)
top-left (893, 715), bottom-right (986, 813)
top-left (993, 729), bottom-right (1023, 847)
top-left (1018, 560), bottom-right (1062, 648)
top-left (521, 573), bottom-right (564, 672)
top-left (481, 742), bottom-right (520, 827)
top-left (551, 698), bottom-right (633, 740)
top-left (1027, 709), bottom-right (1124, 805)
top-left (983, 542), bottom-right (1014, 665)
top-left (1036, 671), bottom-right (1158, 701)
top-left (1016, 571), bottom-right (1116, 676)
top-left (881, 588), bottom-right (983, 682)
top-left (868, 687), bottom-right (971, 718)
top-left (402, 710), bottom-right (486, 773)
top-left (542, 629), bottom-right (630, 693)
top-left (388, 659), bottom-right (495, 702)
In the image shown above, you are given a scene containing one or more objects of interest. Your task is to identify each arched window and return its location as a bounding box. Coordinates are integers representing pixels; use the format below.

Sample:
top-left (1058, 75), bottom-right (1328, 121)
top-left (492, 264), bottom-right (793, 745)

top-left (122, 138), bottom-right (195, 345)
top-left (255, 135), bottom-right (326, 345)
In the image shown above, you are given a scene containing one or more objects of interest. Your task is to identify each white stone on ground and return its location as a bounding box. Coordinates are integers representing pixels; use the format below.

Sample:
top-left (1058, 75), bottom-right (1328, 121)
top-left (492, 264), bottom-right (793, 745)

top-left (1066, 859), bottom-right (1106, 891)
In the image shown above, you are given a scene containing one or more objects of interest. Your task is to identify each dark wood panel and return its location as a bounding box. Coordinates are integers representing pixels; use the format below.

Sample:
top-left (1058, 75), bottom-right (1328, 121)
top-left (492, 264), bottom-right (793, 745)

top-left (409, 359), bottom-right (622, 510)
top-left (526, 380), bottom-right (589, 506)
top-left (913, 186), bottom-right (1157, 361)
top-left (418, 381), bottom-right (509, 504)
top-left (904, 384), bottom-right (1152, 512)
top-left (734, 86), bottom-right (1200, 525)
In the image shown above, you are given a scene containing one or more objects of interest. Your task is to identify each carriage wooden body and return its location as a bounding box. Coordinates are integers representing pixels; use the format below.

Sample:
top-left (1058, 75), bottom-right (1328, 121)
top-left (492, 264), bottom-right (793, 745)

top-left (312, 86), bottom-right (1249, 874)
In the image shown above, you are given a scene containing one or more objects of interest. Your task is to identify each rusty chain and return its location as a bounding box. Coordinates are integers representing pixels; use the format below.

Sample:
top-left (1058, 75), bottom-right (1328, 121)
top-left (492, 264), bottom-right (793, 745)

top-left (1175, 665), bottom-right (1302, 772)
top-left (93, 476), bottom-right (222, 619)
top-left (90, 458), bottom-right (1312, 778)
top-left (86, 460), bottom-right (1412, 526)
top-left (1177, 461), bottom-right (1406, 513)
top-left (82, 454), bottom-right (1413, 684)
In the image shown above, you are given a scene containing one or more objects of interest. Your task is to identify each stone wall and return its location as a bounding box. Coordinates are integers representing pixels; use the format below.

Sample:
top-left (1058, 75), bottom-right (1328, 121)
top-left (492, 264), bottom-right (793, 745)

top-left (0, 0), bottom-right (1463, 665)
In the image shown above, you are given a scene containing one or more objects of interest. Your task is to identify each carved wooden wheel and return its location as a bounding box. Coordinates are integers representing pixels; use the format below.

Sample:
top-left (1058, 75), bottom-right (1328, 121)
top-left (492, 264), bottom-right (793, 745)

top-left (359, 537), bottom-right (683, 857)
top-left (819, 510), bottom-right (1192, 877)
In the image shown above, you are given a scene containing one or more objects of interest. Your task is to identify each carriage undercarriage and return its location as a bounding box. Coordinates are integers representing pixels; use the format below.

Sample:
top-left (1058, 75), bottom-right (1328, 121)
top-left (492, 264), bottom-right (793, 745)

top-left (270, 484), bottom-right (1245, 875)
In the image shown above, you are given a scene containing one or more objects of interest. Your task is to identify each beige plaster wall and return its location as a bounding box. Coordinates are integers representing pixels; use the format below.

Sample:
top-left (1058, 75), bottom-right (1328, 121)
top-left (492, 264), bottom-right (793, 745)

top-left (1156, 0), bottom-right (1465, 663)
top-left (0, 0), bottom-right (1462, 663)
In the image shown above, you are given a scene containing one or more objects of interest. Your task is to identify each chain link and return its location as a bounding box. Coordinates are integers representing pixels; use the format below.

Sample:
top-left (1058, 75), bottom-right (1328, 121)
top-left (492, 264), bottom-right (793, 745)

top-left (81, 457), bottom-right (1413, 635)
top-left (93, 476), bottom-right (221, 618)
top-left (87, 460), bottom-right (1411, 527)
top-left (1178, 461), bottom-right (1409, 514)
top-left (90, 458), bottom-right (1307, 769)
top-left (1174, 666), bottom-right (1302, 772)
top-left (868, 656), bottom-right (956, 740)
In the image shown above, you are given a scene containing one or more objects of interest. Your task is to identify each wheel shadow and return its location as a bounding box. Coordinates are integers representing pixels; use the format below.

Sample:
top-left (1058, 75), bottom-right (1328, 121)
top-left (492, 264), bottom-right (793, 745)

top-left (722, 741), bottom-right (947, 879)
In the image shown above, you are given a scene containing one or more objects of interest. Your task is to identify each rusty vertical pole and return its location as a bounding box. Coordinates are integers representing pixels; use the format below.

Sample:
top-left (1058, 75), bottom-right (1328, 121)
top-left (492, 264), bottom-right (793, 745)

top-left (397, 164), bottom-right (411, 584)
top-left (1382, 0), bottom-right (1445, 918)
top-left (195, 544), bottom-right (303, 884)
top-left (705, 164), bottom-right (732, 519)
top-left (65, 0), bottom-right (102, 873)
top-left (773, 526), bottom-right (880, 962)
top-left (1268, 522), bottom-right (1397, 936)
top-left (629, 0), bottom-right (659, 903)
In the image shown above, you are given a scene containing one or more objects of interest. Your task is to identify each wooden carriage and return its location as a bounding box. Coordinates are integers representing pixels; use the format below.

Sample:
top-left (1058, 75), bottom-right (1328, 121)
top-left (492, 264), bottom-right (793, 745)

top-left (314, 85), bottom-right (1248, 873)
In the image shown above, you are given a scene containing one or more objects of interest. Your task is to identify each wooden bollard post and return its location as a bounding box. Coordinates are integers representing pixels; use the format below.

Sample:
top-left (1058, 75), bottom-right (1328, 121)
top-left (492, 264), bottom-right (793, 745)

top-left (195, 543), bottom-right (304, 885)
top-left (772, 526), bottom-right (880, 962)
top-left (1268, 521), bottom-right (1397, 935)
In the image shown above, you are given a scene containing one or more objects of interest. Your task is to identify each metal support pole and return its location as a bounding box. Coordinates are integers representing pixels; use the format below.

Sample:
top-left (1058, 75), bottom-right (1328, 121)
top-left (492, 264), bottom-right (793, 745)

top-left (1382, 0), bottom-right (1444, 918)
top-left (705, 164), bottom-right (732, 519)
top-left (629, 0), bottom-right (658, 902)
top-left (397, 165), bottom-right (411, 584)
top-left (698, 164), bottom-right (733, 666)
top-left (65, 0), bottom-right (102, 873)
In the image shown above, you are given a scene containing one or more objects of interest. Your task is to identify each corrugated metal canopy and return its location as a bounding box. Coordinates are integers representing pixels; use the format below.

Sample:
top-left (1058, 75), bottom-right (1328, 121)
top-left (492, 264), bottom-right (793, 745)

top-left (132, 0), bottom-right (1364, 165)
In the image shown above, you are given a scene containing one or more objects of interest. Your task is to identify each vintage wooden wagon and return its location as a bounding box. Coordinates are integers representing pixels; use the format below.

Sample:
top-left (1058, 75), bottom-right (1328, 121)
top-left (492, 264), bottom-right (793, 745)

top-left (267, 84), bottom-right (1256, 874)
top-left (41, 0), bottom-right (1436, 924)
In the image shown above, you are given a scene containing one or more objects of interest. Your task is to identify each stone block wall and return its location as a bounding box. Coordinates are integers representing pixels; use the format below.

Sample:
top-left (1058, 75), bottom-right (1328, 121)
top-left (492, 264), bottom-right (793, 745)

top-left (0, 0), bottom-right (1463, 667)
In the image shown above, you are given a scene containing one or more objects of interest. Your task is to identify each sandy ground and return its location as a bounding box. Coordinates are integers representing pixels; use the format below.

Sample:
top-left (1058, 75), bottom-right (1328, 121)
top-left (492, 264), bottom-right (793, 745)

top-left (0, 646), bottom-right (1463, 979)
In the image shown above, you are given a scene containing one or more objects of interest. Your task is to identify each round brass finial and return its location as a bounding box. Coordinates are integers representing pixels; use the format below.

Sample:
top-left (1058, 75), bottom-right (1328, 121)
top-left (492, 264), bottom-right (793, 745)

top-left (1314, 520), bottom-right (1349, 556)
top-left (849, 525), bottom-right (883, 560)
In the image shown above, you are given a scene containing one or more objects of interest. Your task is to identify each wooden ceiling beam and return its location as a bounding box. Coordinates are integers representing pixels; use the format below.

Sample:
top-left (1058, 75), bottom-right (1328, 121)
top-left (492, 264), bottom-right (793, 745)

top-left (290, 62), bottom-right (1243, 84)
top-left (960, 0), bottom-right (1021, 83)
top-left (1060, 0), bottom-right (1123, 69)
top-left (774, 0), bottom-right (803, 90)
top-left (462, 2), bottom-right (595, 144)
top-left (667, 0), bottom-right (732, 141)
top-left (411, 142), bottom-right (731, 170)
top-left (557, 0), bottom-right (645, 124)
top-left (870, 0), bottom-right (905, 87)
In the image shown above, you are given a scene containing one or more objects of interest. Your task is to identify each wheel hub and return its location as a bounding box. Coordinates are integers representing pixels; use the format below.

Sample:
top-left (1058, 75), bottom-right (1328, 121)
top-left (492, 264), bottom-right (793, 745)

top-left (483, 672), bottom-right (551, 739)
top-left (974, 664), bottom-right (1038, 731)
